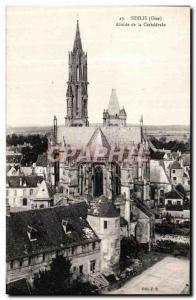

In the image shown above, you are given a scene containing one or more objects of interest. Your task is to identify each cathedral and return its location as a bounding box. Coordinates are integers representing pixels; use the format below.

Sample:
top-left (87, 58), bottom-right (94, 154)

top-left (52, 21), bottom-right (154, 255)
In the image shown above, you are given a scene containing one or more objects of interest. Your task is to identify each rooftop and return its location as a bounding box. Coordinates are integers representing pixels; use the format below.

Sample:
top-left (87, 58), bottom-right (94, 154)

top-left (7, 202), bottom-right (100, 261)
top-left (7, 175), bottom-right (43, 188)
top-left (169, 160), bottom-right (182, 170)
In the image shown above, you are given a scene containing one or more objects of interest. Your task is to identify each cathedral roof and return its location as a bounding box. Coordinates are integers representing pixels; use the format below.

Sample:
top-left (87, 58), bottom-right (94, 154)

top-left (108, 89), bottom-right (120, 115)
top-left (57, 125), bottom-right (141, 148)
top-left (73, 20), bottom-right (82, 51)
top-left (87, 127), bottom-right (111, 151)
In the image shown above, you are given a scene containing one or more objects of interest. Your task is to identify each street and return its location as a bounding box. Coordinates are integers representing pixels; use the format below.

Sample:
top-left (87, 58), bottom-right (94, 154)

top-left (108, 256), bottom-right (189, 295)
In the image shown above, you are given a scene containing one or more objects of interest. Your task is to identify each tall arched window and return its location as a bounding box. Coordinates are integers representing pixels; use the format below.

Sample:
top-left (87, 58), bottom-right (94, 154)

top-left (77, 66), bottom-right (79, 81)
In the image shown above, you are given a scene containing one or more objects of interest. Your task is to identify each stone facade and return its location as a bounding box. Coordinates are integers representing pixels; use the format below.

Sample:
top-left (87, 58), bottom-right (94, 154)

top-left (87, 199), bottom-right (121, 273)
top-left (103, 89), bottom-right (127, 127)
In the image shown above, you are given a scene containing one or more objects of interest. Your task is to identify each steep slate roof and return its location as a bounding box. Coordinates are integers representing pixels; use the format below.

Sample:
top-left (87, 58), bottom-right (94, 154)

top-left (165, 190), bottom-right (183, 199)
top-left (134, 198), bottom-right (153, 218)
top-left (6, 278), bottom-right (31, 295)
top-left (88, 196), bottom-right (120, 218)
top-left (169, 160), bottom-right (182, 170)
top-left (57, 125), bottom-right (141, 148)
top-left (6, 202), bottom-right (100, 261)
top-left (35, 180), bottom-right (54, 200)
top-left (7, 176), bottom-right (43, 188)
top-left (87, 127), bottom-right (111, 152)
top-left (108, 89), bottom-right (120, 115)
top-left (36, 153), bottom-right (48, 167)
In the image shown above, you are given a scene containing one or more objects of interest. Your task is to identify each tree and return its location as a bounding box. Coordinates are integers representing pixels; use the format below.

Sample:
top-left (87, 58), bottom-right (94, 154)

top-left (33, 256), bottom-right (72, 295)
top-left (120, 236), bottom-right (139, 261)
top-left (32, 255), bottom-right (98, 295)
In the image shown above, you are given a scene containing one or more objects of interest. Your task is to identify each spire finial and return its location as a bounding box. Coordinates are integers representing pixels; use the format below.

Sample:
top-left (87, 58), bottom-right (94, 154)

top-left (73, 19), bottom-right (82, 51)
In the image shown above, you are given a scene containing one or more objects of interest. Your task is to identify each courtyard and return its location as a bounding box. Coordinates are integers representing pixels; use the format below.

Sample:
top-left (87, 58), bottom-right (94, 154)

top-left (108, 256), bottom-right (190, 295)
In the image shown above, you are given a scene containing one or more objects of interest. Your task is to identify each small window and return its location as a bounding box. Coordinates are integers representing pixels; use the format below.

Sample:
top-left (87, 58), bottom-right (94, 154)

top-left (90, 260), bottom-right (96, 273)
top-left (172, 170), bottom-right (175, 174)
top-left (6, 189), bottom-right (9, 197)
top-left (79, 265), bottom-right (83, 274)
top-left (19, 259), bottom-right (23, 267)
top-left (167, 200), bottom-right (172, 205)
top-left (92, 242), bottom-right (95, 250)
top-left (27, 226), bottom-right (38, 241)
top-left (30, 189), bottom-right (33, 195)
top-left (23, 189), bottom-right (27, 196)
top-left (23, 198), bottom-right (27, 206)
top-left (173, 177), bottom-right (176, 180)
top-left (177, 201), bottom-right (181, 206)
top-left (73, 266), bottom-right (77, 272)
top-left (115, 219), bottom-right (119, 228)
top-left (10, 261), bottom-right (13, 269)
top-left (104, 220), bottom-right (107, 230)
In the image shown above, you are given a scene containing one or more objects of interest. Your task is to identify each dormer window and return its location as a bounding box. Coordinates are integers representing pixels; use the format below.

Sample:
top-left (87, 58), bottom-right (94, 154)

top-left (27, 225), bottom-right (38, 241)
top-left (62, 219), bottom-right (72, 234)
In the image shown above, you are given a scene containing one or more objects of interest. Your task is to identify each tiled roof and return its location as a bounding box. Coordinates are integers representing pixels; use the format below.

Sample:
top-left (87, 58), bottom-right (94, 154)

top-left (169, 160), bottom-right (182, 170)
top-left (87, 127), bottom-right (111, 153)
top-left (7, 176), bottom-right (43, 188)
top-left (36, 153), bottom-right (48, 167)
top-left (165, 190), bottom-right (183, 199)
top-left (6, 278), bottom-right (31, 295)
top-left (6, 202), bottom-right (100, 261)
top-left (88, 196), bottom-right (120, 218)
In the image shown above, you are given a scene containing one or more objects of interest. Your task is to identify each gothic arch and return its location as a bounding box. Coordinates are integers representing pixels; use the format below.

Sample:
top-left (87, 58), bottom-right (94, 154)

top-left (93, 165), bottom-right (103, 197)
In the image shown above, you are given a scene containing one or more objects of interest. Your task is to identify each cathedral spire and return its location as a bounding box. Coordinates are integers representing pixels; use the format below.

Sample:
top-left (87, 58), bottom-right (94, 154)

top-left (65, 20), bottom-right (89, 127)
top-left (73, 20), bottom-right (82, 51)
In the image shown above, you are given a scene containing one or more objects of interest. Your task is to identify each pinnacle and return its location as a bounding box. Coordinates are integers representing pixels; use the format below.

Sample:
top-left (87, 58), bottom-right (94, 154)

top-left (73, 20), bottom-right (82, 51)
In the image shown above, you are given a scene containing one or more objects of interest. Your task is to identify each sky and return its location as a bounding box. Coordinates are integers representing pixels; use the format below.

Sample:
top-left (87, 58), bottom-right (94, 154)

top-left (6, 6), bottom-right (190, 127)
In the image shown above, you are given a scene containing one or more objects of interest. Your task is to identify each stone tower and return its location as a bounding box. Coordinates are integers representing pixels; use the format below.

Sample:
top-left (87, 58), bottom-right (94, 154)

top-left (103, 89), bottom-right (127, 127)
top-left (65, 20), bottom-right (89, 127)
